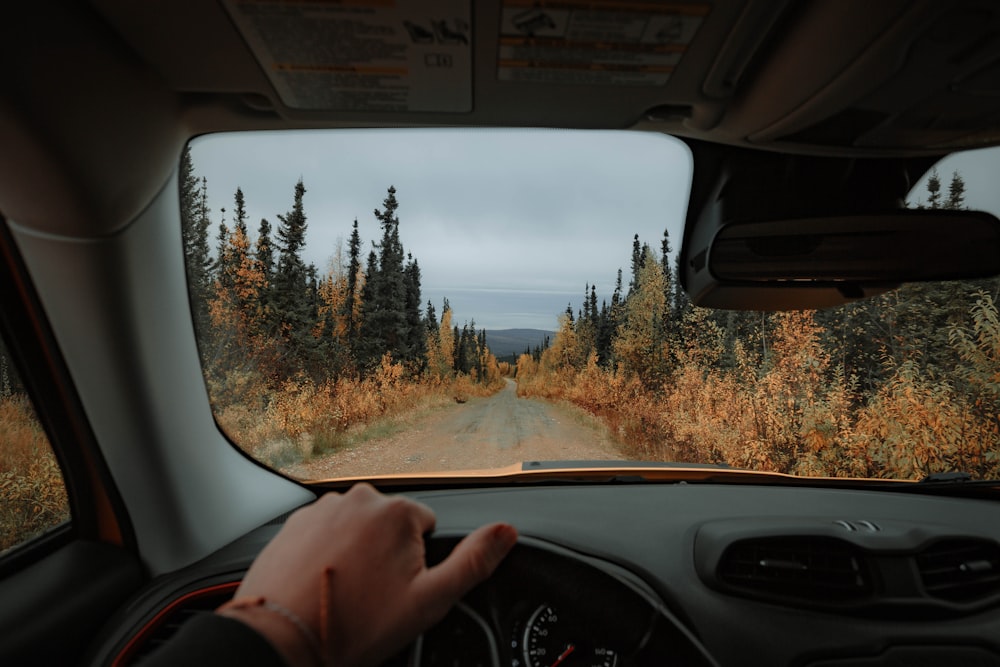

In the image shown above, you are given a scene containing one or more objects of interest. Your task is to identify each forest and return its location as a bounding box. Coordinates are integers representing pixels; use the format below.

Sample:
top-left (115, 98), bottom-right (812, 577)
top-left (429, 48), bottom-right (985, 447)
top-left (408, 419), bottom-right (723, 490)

top-left (517, 170), bottom-right (1000, 480)
top-left (178, 148), bottom-right (507, 469)
top-left (4, 162), bottom-right (1000, 551)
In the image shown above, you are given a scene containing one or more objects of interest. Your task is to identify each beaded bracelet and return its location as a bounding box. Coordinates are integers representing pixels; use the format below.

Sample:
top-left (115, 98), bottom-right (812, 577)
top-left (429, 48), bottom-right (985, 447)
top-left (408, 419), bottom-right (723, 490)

top-left (218, 596), bottom-right (324, 667)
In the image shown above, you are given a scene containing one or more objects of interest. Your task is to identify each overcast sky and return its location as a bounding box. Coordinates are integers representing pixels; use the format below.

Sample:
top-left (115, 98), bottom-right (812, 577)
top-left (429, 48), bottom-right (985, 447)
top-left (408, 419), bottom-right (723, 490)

top-left (189, 129), bottom-right (691, 331)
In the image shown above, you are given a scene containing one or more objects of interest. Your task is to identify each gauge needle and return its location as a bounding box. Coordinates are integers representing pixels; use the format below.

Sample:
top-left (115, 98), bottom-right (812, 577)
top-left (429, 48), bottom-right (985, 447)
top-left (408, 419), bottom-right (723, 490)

top-left (550, 644), bottom-right (576, 667)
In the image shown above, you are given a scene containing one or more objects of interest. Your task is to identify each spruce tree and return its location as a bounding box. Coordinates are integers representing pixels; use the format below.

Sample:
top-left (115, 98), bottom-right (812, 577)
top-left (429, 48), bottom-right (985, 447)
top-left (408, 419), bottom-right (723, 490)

top-left (926, 168), bottom-right (942, 209)
top-left (403, 254), bottom-right (426, 365)
top-left (357, 249), bottom-right (380, 366)
top-left (274, 180), bottom-right (308, 301)
top-left (233, 187), bottom-right (248, 236)
top-left (343, 218), bottom-right (362, 341)
top-left (629, 234), bottom-right (642, 294)
top-left (255, 218), bottom-right (274, 283)
top-left (947, 170), bottom-right (966, 210)
top-left (660, 229), bottom-right (674, 321)
top-left (358, 186), bottom-right (416, 367)
top-left (254, 217), bottom-right (274, 323)
top-left (178, 149), bottom-right (212, 332)
top-left (596, 299), bottom-right (614, 365)
top-left (215, 205), bottom-right (232, 291)
top-left (659, 229), bottom-right (677, 350)
top-left (272, 179), bottom-right (313, 368)
top-left (424, 300), bottom-right (438, 336)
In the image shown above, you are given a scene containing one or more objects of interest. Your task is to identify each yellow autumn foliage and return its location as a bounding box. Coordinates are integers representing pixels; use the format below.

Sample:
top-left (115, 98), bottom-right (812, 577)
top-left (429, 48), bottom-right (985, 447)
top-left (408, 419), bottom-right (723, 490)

top-left (517, 304), bottom-right (1000, 481)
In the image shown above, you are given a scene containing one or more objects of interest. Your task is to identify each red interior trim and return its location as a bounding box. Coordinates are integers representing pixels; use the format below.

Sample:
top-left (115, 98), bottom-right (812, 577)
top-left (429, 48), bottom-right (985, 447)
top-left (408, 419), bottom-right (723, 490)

top-left (111, 580), bottom-right (241, 666)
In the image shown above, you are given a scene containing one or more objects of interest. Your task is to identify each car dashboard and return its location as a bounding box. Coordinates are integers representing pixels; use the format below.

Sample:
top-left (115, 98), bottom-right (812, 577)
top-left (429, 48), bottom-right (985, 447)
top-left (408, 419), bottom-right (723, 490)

top-left (92, 483), bottom-right (1000, 666)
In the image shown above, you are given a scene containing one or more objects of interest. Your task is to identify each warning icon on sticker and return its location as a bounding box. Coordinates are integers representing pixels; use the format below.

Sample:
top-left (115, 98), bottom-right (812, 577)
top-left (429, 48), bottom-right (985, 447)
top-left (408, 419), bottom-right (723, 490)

top-left (512, 9), bottom-right (561, 37)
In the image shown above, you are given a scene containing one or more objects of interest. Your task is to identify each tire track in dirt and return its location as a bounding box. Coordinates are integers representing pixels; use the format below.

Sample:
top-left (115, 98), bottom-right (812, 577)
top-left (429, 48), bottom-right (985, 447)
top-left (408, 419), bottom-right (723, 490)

top-left (289, 379), bottom-right (623, 479)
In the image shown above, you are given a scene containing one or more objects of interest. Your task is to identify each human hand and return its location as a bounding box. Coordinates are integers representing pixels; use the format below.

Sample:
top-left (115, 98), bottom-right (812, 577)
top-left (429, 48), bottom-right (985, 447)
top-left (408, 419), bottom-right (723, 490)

top-left (217, 483), bottom-right (518, 667)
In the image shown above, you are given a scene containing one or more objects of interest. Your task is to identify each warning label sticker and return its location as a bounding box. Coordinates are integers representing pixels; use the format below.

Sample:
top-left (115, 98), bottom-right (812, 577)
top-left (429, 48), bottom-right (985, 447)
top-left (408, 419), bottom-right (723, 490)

top-left (498, 1), bottom-right (708, 86)
top-left (223, 0), bottom-right (472, 112)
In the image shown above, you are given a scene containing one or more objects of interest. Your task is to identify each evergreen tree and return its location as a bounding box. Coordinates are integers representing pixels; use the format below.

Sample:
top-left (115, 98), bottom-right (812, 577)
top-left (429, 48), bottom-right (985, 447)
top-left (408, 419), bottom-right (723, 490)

top-left (947, 170), bottom-right (966, 210)
top-left (660, 229), bottom-right (673, 308)
top-left (307, 262), bottom-right (320, 320)
top-left (254, 217), bottom-right (274, 323)
top-left (215, 213), bottom-right (232, 292)
top-left (274, 180), bottom-right (309, 302)
top-left (343, 218), bottom-right (362, 341)
top-left (272, 179), bottom-right (314, 368)
top-left (255, 218), bottom-right (274, 284)
top-left (453, 321), bottom-right (485, 376)
top-left (358, 249), bottom-right (379, 364)
top-left (228, 188), bottom-right (260, 321)
top-left (403, 254), bottom-right (426, 367)
top-left (596, 299), bottom-right (615, 366)
top-left (613, 268), bottom-right (623, 309)
top-left (659, 229), bottom-right (678, 347)
top-left (358, 186), bottom-right (416, 367)
top-left (629, 234), bottom-right (643, 294)
top-left (178, 149), bottom-right (212, 332)
top-left (233, 187), bottom-right (249, 236)
top-left (926, 168), bottom-right (942, 209)
top-left (424, 300), bottom-right (438, 337)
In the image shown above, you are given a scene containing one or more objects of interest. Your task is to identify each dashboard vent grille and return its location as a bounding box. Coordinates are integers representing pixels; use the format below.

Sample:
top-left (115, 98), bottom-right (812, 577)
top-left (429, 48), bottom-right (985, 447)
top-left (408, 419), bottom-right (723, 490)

top-left (718, 537), bottom-right (872, 601)
top-left (118, 584), bottom-right (237, 665)
top-left (917, 539), bottom-right (1000, 602)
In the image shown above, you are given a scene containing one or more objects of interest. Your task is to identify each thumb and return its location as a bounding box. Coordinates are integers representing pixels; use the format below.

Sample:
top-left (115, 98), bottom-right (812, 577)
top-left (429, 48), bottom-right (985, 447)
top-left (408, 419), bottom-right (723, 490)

top-left (415, 523), bottom-right (518, 619)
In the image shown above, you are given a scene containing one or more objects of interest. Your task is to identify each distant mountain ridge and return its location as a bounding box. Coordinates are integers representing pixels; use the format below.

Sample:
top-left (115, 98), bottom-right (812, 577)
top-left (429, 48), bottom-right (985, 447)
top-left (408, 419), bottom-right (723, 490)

top-left (483, 328), bottom-right (554, 359)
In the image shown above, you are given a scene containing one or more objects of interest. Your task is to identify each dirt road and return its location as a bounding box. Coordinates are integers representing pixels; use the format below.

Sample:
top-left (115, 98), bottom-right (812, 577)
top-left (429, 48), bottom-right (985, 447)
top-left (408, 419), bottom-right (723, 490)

top-left (290, 379), bottom-right (623, 479)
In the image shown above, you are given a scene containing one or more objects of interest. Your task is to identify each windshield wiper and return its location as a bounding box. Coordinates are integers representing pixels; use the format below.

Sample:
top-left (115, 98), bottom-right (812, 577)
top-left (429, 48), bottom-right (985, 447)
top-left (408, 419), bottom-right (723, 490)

top-left (865, 472), bottom-right (1000, 498)
top-left (521, 460), bottom-right (733, 471)
top-left (919, 471), bottom-right (973, 484)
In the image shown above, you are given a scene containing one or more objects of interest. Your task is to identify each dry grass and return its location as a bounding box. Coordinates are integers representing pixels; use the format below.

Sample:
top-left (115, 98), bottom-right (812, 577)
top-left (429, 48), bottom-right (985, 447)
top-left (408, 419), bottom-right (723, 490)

top-left (0, 395), bottom-right (70, 553)
top-left (215, 357), bottom-right (506, 470)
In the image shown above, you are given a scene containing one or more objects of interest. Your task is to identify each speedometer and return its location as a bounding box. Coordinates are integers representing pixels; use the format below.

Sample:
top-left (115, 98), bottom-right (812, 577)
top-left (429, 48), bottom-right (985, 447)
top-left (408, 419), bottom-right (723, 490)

top-left (521, 604), bottom-right (618, 667)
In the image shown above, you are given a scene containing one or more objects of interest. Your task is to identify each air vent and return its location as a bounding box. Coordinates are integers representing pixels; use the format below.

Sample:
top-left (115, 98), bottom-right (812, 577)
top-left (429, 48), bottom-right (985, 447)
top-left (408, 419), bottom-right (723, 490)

top-left (718, 537), bottom-right (872, 602)
top-left (917, 539), bottom-right (1000, 602)
top-left (117, 583), bottom-right (238, 665)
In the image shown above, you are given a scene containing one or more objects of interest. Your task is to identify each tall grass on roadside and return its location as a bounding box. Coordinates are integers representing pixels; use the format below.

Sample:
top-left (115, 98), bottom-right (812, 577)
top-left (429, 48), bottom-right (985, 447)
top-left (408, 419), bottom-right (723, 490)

top-left (0, 395), bottom-right (70, 553)
top-left (214, 354), bottom-right (506, 471)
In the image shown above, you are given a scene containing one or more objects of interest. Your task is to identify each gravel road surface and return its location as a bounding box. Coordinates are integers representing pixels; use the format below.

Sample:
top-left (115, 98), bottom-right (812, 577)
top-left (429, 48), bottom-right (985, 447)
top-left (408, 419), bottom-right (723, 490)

top-left (289, 379), bottom-right (623, 479)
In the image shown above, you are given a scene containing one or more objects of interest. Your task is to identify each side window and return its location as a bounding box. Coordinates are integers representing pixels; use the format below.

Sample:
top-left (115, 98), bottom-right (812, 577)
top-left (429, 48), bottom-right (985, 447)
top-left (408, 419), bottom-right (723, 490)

top-left (0, 337), bottom-right (70, 555)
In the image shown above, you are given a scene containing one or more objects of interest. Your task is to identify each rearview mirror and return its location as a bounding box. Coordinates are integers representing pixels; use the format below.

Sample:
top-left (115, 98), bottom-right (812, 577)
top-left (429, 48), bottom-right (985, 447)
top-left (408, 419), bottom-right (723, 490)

top-left (688, 210), bottom-right (1000, 310)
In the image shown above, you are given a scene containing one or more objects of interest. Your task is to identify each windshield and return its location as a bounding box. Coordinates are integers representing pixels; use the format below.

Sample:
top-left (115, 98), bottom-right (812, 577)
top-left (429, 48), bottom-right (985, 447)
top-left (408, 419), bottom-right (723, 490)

top-left (183, 130), bottom-right (1000, 482)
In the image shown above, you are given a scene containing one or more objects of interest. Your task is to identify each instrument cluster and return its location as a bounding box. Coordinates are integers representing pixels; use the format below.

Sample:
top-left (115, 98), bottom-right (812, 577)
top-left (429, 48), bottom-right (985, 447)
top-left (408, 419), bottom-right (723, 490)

top-left (404, 538), bottom-right (715, 667)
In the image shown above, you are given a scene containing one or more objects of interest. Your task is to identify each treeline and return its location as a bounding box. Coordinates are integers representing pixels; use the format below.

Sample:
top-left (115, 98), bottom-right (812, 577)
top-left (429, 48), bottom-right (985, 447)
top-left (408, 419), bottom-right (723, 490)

top-left (180, 148), bottom-right (505, 466)
top-left (518, 170), bottom-right (1000, 480)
